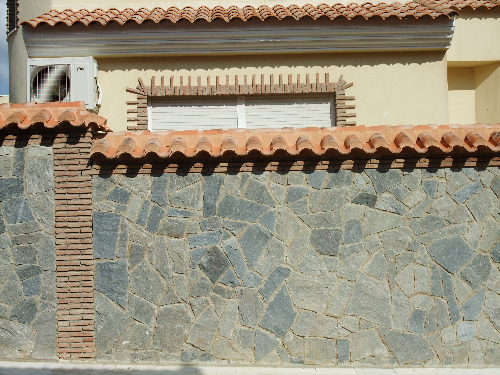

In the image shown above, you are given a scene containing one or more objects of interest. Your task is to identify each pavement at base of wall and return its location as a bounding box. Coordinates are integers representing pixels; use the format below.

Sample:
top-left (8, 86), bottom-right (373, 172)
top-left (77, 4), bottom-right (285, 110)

top-left (0, 362), bottom-right (499, 375)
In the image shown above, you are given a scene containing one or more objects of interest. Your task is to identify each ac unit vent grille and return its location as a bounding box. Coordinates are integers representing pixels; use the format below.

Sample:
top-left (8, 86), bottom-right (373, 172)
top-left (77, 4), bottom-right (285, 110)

top-left (30, 64), bottom-right (71, 103)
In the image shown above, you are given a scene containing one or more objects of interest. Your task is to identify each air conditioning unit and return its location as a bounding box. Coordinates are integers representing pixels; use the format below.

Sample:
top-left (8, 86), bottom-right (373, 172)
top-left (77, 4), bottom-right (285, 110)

top-left (27, 57), bottom-right (99, 110)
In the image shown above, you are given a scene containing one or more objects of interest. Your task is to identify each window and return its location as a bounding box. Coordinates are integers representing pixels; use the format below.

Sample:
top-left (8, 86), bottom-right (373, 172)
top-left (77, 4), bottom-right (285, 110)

top-left (128, 74), bottom-right (355, 131)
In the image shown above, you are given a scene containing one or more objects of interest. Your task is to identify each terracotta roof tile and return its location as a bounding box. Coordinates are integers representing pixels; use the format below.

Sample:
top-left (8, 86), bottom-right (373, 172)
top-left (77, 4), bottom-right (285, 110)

top-left (0, 102), bottom-right (109, 132)
top-left (416, 0), bottom-right (500, 11)
top-left (22, 2), bottom-right (456, 27)
top-left (90, 124), bottom-right (500, 159)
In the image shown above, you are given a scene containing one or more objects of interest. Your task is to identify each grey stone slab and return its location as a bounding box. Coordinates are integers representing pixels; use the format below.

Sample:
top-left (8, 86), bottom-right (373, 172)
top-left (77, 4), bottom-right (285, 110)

top-left (27, 192), bottom-right (54, 233)
top-left (259, 266), bottom-right (291, 302)
top-left (153, 304), bottom-right (192, 351)
top-left (243, 178), bottom-right (274, 206)
top-left (325, 280), bottom-right (353, 318)
top-left (339, 250), bottom-right (369, 281)
top-left (492, 242), bottom-right (500, 263)
top-left (406, 197), bottom-right (433, 218)
top-left (479, 217), bottom-right (500, 252)
top-left (408, 309), bottom-right (427, 335)
top-left (12, 244), bottom-right (37, 265)
top-left (346, 273), bottom-right (392, 327)
top-left (295, 249), bottom-right (328, 277)
top-left (25, 157), bottom-right (54, 194)
top-left (422, 179), bottom-right (438, 198)
top-left (115, 321), bottom-right (153, 351)
top-left (22, 274), bottom-right (41, 296)
top-left (190, 276), bottom-right (213, 297)
top-left (484, 291), bottom-right (500, 331)
top-left (287, 273), bottom-right (336, 313)
top-left (440, 267), bottom-right (461, 324)
top-left (351, 192), bottom-right (378, 208)
top-left (477, 315), bottom-right (500, 344)
top-left (242, 271), bottom-right (263, 287)
top-left (429, 195), bottom-right (457, 217)
top-left (364, 251), bottom-right (387, 280)
top-left (199, 246), bottom-right (230, 283)
top-left (15, 265), bottom-right (41, 281)
top-left (299, 211), bottom-right (342, 229)
top-left (136, 200), bottom-right (151, 226)
top-left (446, 205), bottom-right (474, 224)
top-left (187, 306), bottom-right (218, 351)
top-left (93, 211), bottom-right (120, 260)
top-left (343, 219), bottom-right (362, 244)
top-left (130, 260), bottom-right (166, 304)
top-left (466, 189), bottom-right (496, 222)
top-left (218, 299), bottom-right (238, 339)
top-left (32, 308), bottom-right (56, 360)
top-left (350, 329), bottom-right (388, 361)
top-left (238, 224), bottom-right (272, 268)
top-left (167, 208), bottom-right (192, 218)
top-left (2, 198), bottom-right (35, 224)
top-left (428, 236), bottom-right (474, 274)
top-left (377, 327), bottom-right (435, 364)
top-left (148, 236), bottom-right (171, 283)
top-left (260, 286), bottom-right (297, 337)
top-left (237, 288), bottom-right (265, 328)
top-left (306, 170), bottom-right (327, 189)
top-left (457, 321), bottom-right (475, 341)
top-left (203, 174), bottom-right (223, 217)
top-left (380, 227), bottom-right (412, 259)
top-left (452, 181), bottom-right (483, 203)
top-left (106, 186), bottom-right (131, 204)
top-left (12, 148), bottom-right (25, 177)
top-left (127, 243), bottom-right (145, 269)
top-left (446, 171), bottom-right (472, 193)
top-left (460, 254), bottom-right (492, 290)
top-left (336, 339), bottom-right (349, 363)
top-left (120, 176), bottom-right (151, 198)
top-left (10, 297), bottom-right (37, 324)
top-left (418, 215), bottom-right (446, 233)
top-left (326, 169), bottom-right (352, 187)
top-left (218, 195), bottom-right (268, 221)
top-left (128, 293), bottom-right (155, 326)
top-left (304, 337), bottom-right (336, 365)
top-left (151, 175), bottom-right (168, 207)
top-left (491, 175), bottom-right (500, 197)
top-left (0, 318), bottom-right (35, 359)
top-left (0, 178), bottom-right (24, 201)
top-left (255, 329), bottom-right (280, 361)
top-left (292, 310), bottom-right (337, 338)
top-left (363, 208), bottom-right (405, 236)
top-left (310, 188), bottom-right (347, 213)
top-left (310, 228), bottom-right (342, 256)
top-left (221, 238), bottom-right (247, 279)
top-left (213, 337), bottom-right (254, 362)
top-left (365, 169), bottom-right (403, 194)
top-left (259, 210), bottom-right (276, 233)
top-left (95, 260), bottom-right (128, 308)
top-left (188, 230), bottom-right (222, 248)
top-left (145, 205), bottom-right (164, 233)
top-left (374, 193), bottom-right (408, 215)
top-left (286, 186), bottom-right (310, 204)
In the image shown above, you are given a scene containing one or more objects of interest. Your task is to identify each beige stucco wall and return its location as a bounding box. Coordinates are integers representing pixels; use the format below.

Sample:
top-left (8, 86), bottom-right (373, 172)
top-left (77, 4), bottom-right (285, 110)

top-left (447, 9), bottom-right (500, 64)
top-left (96, 51), bottom-right (448, 131)
top-left (0, 95), bottom-right (10, 104)
top-left (447, 67), bottom-right (475, 124)
top-left (475, 62), bottom-right (500, 124)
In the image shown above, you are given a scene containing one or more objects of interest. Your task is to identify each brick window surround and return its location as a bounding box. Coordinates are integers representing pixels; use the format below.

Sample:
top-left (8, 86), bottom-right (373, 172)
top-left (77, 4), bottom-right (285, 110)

top-left (126, 74), bottom-right (356, 131)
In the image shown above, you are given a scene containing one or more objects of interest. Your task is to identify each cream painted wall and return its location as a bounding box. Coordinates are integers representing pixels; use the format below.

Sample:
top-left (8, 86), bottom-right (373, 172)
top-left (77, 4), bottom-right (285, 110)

top-left (96, 52), bottom-right (448, 131)
top-left (0, 95), bottom-right (10, 104)
top-left (448, 9), bottom-right (500, 63)
top-left (447, 67), bottom-right (475, 124)
top-left (475, 63), bottom-right (500, 124)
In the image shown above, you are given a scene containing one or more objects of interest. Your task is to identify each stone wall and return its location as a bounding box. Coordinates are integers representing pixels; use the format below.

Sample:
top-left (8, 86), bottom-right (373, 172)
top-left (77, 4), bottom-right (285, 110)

top-left (0, 144), bottom-right (56, 360)
top-left (92, 167), bottom-right (500, 366)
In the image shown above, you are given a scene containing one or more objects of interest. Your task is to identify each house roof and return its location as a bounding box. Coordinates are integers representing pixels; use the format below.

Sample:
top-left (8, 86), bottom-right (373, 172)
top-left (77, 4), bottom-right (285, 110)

top-left (90, 124), bottom-right (500, 159)
top-left (0, 102), bottom-right (109, 132)
top-left (22, 2), bottom-right (457, 27)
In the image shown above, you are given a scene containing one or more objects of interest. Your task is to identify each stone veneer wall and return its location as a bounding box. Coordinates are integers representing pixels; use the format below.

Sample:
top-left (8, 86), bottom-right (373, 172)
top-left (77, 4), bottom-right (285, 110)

top-left (93, 167), bottom-right (500, 366)
top-left (0, 143), bottom-right (56, 359)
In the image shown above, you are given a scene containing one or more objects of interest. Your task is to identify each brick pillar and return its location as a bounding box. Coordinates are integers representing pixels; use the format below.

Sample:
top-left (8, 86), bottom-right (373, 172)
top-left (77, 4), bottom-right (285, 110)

top-left (53, 130), bottom-right (95, 359)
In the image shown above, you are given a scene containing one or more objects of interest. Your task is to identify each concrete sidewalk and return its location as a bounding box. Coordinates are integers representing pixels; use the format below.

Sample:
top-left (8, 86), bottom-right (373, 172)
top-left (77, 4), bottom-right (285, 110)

top-left (0, 362), bottom-right (499, 375)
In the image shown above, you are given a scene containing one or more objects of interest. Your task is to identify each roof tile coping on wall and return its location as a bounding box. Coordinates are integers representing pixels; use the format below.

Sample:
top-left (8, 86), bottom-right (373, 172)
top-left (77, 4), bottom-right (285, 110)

top-left (21, 2), bottom-right (458, 28)
top-left (415, 0), bottom-right (500, 11)
top-left (90, 123), bottom-right (500, 159)
top-left (0, 102), bottom-right (110, 132)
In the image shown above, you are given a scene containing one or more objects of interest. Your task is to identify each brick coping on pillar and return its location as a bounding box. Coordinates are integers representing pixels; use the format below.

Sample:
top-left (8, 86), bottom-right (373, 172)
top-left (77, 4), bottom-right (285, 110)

top-left (53, 131), bottom-right (95, 359)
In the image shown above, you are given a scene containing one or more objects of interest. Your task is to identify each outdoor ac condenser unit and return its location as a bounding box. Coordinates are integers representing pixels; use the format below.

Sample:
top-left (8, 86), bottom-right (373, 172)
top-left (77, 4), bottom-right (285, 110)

top-left (26, 57), bottom-right (99, 110)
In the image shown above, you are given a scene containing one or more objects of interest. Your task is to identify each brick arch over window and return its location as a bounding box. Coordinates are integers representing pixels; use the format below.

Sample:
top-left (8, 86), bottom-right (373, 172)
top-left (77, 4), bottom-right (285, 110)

top-left (126, 74), bottom-right (356, 131)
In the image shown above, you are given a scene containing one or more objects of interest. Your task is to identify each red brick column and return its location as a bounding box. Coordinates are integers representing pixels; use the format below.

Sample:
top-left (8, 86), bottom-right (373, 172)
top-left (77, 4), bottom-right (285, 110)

top-left (53, 130), bottom-right (95, 359)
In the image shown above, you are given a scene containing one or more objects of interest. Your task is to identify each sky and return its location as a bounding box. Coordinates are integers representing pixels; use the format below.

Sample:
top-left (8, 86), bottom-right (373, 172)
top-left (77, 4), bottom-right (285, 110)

top-left (0, 3), bottom-right (9, 95)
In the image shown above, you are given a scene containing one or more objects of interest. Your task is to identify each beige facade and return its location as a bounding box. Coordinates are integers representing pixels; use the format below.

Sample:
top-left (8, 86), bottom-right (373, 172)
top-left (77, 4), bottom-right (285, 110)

top-left (8, 2), bottom-right (500, 131)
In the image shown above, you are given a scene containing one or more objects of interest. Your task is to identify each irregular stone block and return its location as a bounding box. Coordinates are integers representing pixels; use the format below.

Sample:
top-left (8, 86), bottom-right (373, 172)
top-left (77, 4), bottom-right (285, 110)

top-left (466, 190), bottom-right (496, 222)
top-left (145, 204), bottom-right (164, 233)
top-left (15, 265), bottom-right (41, 281)
top-left (365, 169), bottom-right (402, 194)
top-left (157, 218), bottom-right (188, 238)
top-left (203, 174), bottom-right (223, 217)
top-left (2, 198), bottom-right (35, 224)
top-left (199, 246), bottom-right (230, 283)
top-left (343, 219), bottom-right (362, 244)
top-left (222, 238), bottom-right (247, 279)
top-left (187, 306), bottom-right (218, 351)
top-left (255, 329), bottom-right (280, 361)
top-left (292, 310), bottom-right (337, 338)
top-left (306, 170), bottom-right (327, 189)
top-left (188, 230), bottom-right (222, 248)
top-left (457, 321), bottom-right (475, 341)
top-left (408, 309), bottom-right (426, 335)
top-left (130, 260), bottom-right (165, 303)
top-left (484, 291), bottom-right (500, 331)
top-left (218, 195), bottom-right (268, 221)
top-left (244, 178), bottom-right (275, 206)
top-left (0, 178), bottom-right (24, 201)
top-left (378, 327), bottom-right (435, 364)
top-left (93, 211), bottom-right (120, 260)
top-left (238, 224), bottom-right (272, 267)
top-left (364, 251), bottom-right (387, 280)
top-left (0, 319), bottom-right (34, 359)
top-left (242, 271), bottom-right (263, 287)
top-left (26, 157), bottom-right (54, 194)
top-left (440, 268), bottom-right (461, 324)
top-left (375, 192), bottom-right (408, 215)
top-left (151, 175), bottom-right (168, 207)
top-left (115, 321), bottom-right (152, 350)
top-left (213, 337), bottom-right (253, 361)
top-left (428, 236), bottom-right (474, 274)
top-left (350, 329), bottom-right (388, 361)
top-left (310, 228), bottom-right (342, 256)
top-left (286, 186), bottom-right (310, 204)
top-left (22, 275), bottom-right (41, 296)
top-left (346, 273), bottom-right (391, 327)
top-left (95, 260), bottom-right (128, 308)
top-left (287, 273), bottom-right (336, 313)
top-left (218, 299), bottom-right (239, 339)
top-left (259, 266), bottom-right (291, 302)
top-left (169, 182), bottom-right (202, 210)
top-left (477, 315), bottom-right (500, 344)
top-left (95, 292), bottom-right (130, 353)
top-left (10, 297), bottom-right (37, 324)
top-left (352, 192), bottom-right (377, 208)
top-left (259, 286), bottom-right (296, 337)
top-left (106, 186), bottom-right (131, 204)
top-left (460, 254), bottom-right (492, 290)
top-left (237, 288), bottom-right (264, 328)
top-left (452, 181), bottom-right (483, 203)
top-left (128, 293), bottom-right (155, 326)
top-left (32, 308), bottom-right (56, 359)
top-left (304, 337), bottom-right (336, 365)
top-left (153, 305), bottom-right (192, 352)
top-left (363, 208), bottom-right (404, 236)
top-left (310, 188), bottom-right (346, 213)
